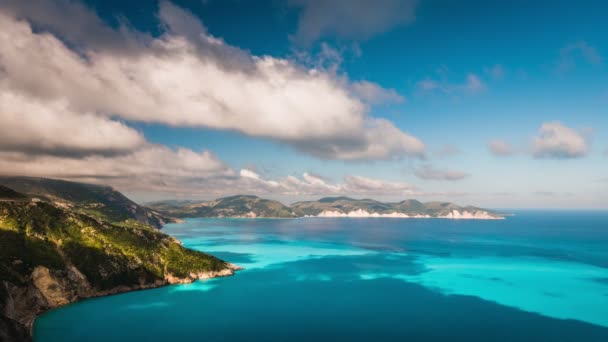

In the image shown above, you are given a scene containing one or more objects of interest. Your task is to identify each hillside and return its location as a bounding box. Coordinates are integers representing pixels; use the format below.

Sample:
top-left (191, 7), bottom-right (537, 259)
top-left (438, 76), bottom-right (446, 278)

top-left (0, 186), bottom-right (27, 201)
top-left (151, 195), bottom-right (503, 220)
top-left (0, 177), bottom-right (175, 229)
top-left (290, 197), bottom-right (394, 216)
top-left (291, 197), bottom-right (503, 219)
top-left (0, 189), bottom-right (238, 341)
top-left (149, 195), bottom-right (297, 218)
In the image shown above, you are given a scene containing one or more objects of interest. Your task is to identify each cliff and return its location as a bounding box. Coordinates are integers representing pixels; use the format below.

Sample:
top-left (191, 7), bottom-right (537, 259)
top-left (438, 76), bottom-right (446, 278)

top-left (0, 196), bottom-right (238, 341)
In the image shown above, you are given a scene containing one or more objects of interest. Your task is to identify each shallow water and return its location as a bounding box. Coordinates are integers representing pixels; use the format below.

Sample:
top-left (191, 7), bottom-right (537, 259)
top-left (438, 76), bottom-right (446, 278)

top-left (34, 211), bottom-right (608, 341)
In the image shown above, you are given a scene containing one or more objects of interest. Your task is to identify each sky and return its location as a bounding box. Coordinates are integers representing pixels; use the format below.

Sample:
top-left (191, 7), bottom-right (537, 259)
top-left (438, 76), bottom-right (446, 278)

top-left (0, 0), bottom-right (606, 208)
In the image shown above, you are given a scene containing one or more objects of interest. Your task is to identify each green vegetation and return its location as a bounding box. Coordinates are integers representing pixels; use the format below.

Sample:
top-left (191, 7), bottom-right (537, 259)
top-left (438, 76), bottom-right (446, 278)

top-left (152, 195), bottom-right (502, 218)
top-left (0, 200), bottom-right (228, 290)
top-left (0, 183), bottom-right (234, 341)
top-left (164, 244), bottom-right (226, 278)
top-left (0, 185), bottom-right (27, 200)
top-left (291, 197), bottom-right (502, 217)
top-left (149, 195), bottom-right (298, 218)
top-left (0, 176), bottom-right (174, 229)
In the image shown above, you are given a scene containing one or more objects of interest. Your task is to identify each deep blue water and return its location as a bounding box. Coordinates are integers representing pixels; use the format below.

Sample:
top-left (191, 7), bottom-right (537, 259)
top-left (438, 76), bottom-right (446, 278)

top-left (35, 211), bottom-right (608, 341)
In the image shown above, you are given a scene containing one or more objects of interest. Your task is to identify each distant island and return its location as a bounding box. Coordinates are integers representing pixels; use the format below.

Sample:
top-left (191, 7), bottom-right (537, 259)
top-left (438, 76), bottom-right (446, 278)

top-left (0, 177), bottom-right (240, 342)
top-left (148, 195), bottom-right (504, 220)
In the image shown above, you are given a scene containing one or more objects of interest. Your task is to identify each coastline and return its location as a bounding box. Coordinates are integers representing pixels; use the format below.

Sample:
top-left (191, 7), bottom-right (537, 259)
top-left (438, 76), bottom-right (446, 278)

top-left (177, 213), bottom-right (506, 220)
top-left (27, 264), bottom-right (244, 339)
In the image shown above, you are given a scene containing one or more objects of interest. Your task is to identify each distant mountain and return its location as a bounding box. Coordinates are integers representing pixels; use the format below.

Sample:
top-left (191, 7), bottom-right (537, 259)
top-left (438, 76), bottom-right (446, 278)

top-left (0, 189), bottom-right (238, 341)
top-left (291, 197), bottom-right (394, 216)
top-left (0, 177), bottom-right (175, 229)
top-left (149, 195), bottom-right (297, 218)
top-left (151, 195), bottom-right (503, 220)
top-left (292, 197), bottom-right (503, 219)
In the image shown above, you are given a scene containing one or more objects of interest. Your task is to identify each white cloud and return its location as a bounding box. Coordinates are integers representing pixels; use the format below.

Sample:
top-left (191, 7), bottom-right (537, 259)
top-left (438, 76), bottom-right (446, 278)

top-left (557, 41), bottom-right (603, 72)
top-left (0, 0), bottom-right (145, 54)
top-left (239, 169), bottom-right (263, 181)
top-left (350, 80), bottom-right (405, 104)
top-left (532, 122), bottom-right (589, 159)
top-left (342, 175), bottom-right (415, 195)
top-left (0, 146), bottom-right (232, 190)
top-left (483, 64), bottom-right (505, 80)
top-left (417, 72), bottom-right (485, 95)
top-left (414, 165), bottom-right (469, 181)
top-left (465, 73), bottom-right (486, 93)
top-left (488, 140), bottom-right (514, 157)
top-left (0, 141), bottom-right (418, 198)
top-left (0, 2), bottom-right (424, 161)
top-left (0, 89), bottom-right (145, 156)
top-left (288, 0), bottom-right (418, 46)
top-left (234, 170), bottom-right (416, 197)
top-left (417, 79), bottom-right (440, 91)
top-left (297, 118), bottom-right (424, 160)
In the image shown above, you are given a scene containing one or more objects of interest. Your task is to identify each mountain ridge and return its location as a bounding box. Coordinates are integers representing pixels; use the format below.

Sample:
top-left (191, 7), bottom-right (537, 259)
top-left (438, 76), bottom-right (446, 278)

top-left (150, 195), bottom-right (504, 220)
top-left (0, 176), bottom-right (176, 229)
top-left (148, 194), bottom-right (298, 218)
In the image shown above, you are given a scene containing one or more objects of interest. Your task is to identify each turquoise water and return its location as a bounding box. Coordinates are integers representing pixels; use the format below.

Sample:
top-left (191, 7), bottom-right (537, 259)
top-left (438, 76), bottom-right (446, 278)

top-left (35, 211), bottom-right (608, 341)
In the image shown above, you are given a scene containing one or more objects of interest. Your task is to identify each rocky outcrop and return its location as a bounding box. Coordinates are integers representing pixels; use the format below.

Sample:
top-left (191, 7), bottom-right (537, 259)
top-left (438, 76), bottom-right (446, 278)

top-left (165, 263), bottom-right (243, 284)
top-left (315, 208), bottom-right (502, 219)
top-left (317, 209), bottom-right (431, 218)
top-left (292, 197), bottom-right (506, 219)
top-left (1, 263), bottom-right (241, 341)
top-left (439, 209), bottom-right (504, 220)
top-left (0, 315), bottom-right (30, 342)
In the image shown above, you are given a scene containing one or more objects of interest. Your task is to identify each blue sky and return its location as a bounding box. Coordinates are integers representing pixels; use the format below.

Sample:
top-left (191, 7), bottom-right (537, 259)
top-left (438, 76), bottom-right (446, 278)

top-left (0, 0), bottom-right (606, 208)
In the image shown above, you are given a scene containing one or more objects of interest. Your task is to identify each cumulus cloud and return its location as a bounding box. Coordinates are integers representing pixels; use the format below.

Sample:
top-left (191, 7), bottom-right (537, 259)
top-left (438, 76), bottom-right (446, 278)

top-left (488, 140), bottom-right (514, 157)
top-left (0, 149), bottom-right (419, 198)
top-left (414, 165), bottom-right (469, 181)
top-left (0, 90), bottom-right (145, 156)
top-left (343, 175), bottom-right (415, 194)
top-left (531, 122), bottom-right (589, 159)
top-left (0, 0), bottom-right (146, 54)
top-left (237, 169), bottom-right (416, 197)
top-left (0, 146), bottom-right (233, 191)
top-left (288, 0), bottom-right (418, 46)
top-left (0, 1), bottom-right (424, 161)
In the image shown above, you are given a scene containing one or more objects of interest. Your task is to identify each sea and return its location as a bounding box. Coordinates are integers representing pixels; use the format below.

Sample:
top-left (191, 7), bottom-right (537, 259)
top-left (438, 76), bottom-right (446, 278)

top-left (34, 211), bottom-right (608, 341)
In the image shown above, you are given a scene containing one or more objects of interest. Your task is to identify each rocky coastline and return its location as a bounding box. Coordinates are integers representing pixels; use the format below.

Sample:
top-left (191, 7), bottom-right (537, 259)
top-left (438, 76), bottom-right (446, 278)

top-left (2, 262), bottom-right (241, 341)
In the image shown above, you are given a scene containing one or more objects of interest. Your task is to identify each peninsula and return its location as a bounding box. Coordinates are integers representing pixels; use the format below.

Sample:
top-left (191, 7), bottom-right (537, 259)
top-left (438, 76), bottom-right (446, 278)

top-left (0, 178), bottom-right (240, 342)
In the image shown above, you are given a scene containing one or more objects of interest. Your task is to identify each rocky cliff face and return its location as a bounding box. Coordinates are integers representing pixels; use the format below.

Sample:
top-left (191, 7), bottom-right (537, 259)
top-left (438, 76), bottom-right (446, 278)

top-left (292, 197), bottom-right (504, 219)
top-left (0, 197), bottom-right (239, 341)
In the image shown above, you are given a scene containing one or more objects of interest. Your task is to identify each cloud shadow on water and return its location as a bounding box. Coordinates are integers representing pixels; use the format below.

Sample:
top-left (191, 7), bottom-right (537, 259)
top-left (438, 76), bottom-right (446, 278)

top-left (35, 253), bottom-right (608, 342)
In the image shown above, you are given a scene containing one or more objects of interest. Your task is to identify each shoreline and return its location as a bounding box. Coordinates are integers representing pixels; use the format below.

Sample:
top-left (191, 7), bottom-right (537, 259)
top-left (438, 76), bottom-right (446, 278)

top-left (29, 262), bottom-right (242, 337)
top-left (172, 215), bottom-right (506, 220)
